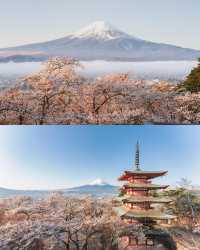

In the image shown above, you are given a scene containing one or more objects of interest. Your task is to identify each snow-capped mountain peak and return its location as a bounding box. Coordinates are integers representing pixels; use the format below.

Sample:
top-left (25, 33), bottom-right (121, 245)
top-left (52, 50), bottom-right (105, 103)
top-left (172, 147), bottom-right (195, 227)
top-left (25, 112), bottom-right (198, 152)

top-left (0, 21), bottom-right (199, 62)
top-left (72, 21), bottom-right (130, 40)
top-left (89, 179), bottom-right (108, 186)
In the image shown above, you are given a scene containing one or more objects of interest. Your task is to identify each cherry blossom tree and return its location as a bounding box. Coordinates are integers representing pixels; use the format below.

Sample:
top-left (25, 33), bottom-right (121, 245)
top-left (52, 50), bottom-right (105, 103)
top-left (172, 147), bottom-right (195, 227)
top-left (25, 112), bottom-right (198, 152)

top-left (1, 57), bottom-right (200, 124)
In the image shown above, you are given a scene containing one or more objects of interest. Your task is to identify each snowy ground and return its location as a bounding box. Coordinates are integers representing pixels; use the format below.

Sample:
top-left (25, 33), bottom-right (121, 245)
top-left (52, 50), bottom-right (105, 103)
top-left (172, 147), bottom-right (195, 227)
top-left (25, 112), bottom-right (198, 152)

top-left (0, 60), bottom-right (197, 87)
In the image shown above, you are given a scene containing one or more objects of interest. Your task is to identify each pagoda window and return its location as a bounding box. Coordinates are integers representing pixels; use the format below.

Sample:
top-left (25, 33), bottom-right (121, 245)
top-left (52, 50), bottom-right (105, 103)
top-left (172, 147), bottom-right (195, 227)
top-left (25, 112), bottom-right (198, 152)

top-left (125, 236), bottom-right (129, 242)
top-left (128, 237), bottom-right (154, 247)
top-left (145, 204), bottom-right (151, 210)
top-left (123, 218), bottom-right (127, 223)
top-left (146, 239), bottom-right (154, 246)
top-left (128, 236), bottom-right (138, 246)
top-left (132, 205), bottom-right (140, 209)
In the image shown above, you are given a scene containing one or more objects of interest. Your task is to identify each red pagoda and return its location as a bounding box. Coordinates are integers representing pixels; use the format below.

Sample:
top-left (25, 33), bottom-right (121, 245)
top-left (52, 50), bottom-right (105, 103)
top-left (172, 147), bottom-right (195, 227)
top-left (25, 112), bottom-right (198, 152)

top-left (114, 142), bottom-right (176, 248)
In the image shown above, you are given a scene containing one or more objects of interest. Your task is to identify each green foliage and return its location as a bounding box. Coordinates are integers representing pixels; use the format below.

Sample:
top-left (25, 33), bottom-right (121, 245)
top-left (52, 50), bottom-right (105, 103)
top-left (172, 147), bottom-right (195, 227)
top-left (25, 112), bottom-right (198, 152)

top-left (180, 58), bottom-right (200, 93)
top-left (177, 178), bottom-right (192, 188)
top-left (118, 190), bottom-right (125, 197)
top-left (162, 186), bottom-right (200, 230)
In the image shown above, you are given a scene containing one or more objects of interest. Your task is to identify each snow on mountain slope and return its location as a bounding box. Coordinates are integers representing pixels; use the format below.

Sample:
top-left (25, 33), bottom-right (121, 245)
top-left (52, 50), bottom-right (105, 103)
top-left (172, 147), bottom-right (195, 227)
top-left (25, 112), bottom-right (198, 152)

top-left (71, 21), bottom-right (134, 40)
top-left (89, 179), bottom-right (108, 186)
top-left (0, 21), bottom-right (200, 62)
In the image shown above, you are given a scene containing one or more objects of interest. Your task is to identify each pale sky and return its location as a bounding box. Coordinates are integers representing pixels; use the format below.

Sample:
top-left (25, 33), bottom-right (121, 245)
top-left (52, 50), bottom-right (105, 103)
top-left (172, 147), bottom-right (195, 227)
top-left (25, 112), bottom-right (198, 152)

top-left (0, 126), bottom-right (200, 190)
top-left (0, 0), bottom-right (199, 49)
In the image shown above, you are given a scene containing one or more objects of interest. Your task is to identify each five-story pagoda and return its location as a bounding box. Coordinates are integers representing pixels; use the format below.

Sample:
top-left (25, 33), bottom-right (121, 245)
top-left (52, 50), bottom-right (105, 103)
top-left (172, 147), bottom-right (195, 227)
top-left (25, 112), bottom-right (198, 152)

top-left (114, 142), bottom-right (176, 248)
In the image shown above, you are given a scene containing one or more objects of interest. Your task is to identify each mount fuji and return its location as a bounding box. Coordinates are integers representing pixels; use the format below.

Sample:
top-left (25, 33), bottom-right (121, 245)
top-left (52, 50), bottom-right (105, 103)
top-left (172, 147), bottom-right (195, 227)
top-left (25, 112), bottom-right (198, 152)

top-left (0, 21), bottom-right (199, 62)
top-left (63, 179), bottom-right (118, 197)
top-left (0, 179), bottom-right (118, 199)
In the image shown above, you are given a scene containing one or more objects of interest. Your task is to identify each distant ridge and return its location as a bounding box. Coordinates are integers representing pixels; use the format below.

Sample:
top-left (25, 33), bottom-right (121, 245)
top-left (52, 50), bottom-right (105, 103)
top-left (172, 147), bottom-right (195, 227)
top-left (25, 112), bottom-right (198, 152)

top-left (0, 21), bottom-right (199, 62)
top-left (0, 187), bottom-right (49, 199)
top-left (0, 180), bottom-right (118, 199)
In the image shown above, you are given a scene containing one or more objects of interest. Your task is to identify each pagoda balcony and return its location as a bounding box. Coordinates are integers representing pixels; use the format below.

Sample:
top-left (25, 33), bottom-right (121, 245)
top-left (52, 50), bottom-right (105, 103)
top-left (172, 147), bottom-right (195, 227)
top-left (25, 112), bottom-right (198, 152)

top-left (126, 190), bottom-right (148, 196)
top-left (128, 178), bottom-right (150, 184)
top-left (124, 202), bottom-right (151, 210)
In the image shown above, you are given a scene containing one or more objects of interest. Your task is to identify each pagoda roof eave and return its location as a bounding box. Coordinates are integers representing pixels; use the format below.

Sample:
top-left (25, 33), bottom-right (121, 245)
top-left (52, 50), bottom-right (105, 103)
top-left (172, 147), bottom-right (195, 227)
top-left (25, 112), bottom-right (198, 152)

top-left (119, 171), bottom-right (168, 180)
top-left (115, 196), bottom-right (172, 203)
top-left (113, 206), bottom-right (176, 220)
top-left (120, 183), bottom-right (169, 190)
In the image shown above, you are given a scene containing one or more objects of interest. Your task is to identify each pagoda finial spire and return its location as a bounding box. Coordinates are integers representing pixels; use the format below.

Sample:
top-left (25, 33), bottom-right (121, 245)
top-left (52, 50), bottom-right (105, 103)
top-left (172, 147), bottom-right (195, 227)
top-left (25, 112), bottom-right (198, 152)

top-left (135, 141), bottom-right (141, 171)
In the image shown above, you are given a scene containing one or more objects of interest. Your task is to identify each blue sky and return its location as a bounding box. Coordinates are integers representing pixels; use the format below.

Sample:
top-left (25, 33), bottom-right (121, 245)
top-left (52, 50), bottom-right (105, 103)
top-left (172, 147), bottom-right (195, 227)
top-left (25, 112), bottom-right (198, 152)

top-left (0, 125), bottom-right (200, 190)
top-left (0, 0), bottom-right (199, 49)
